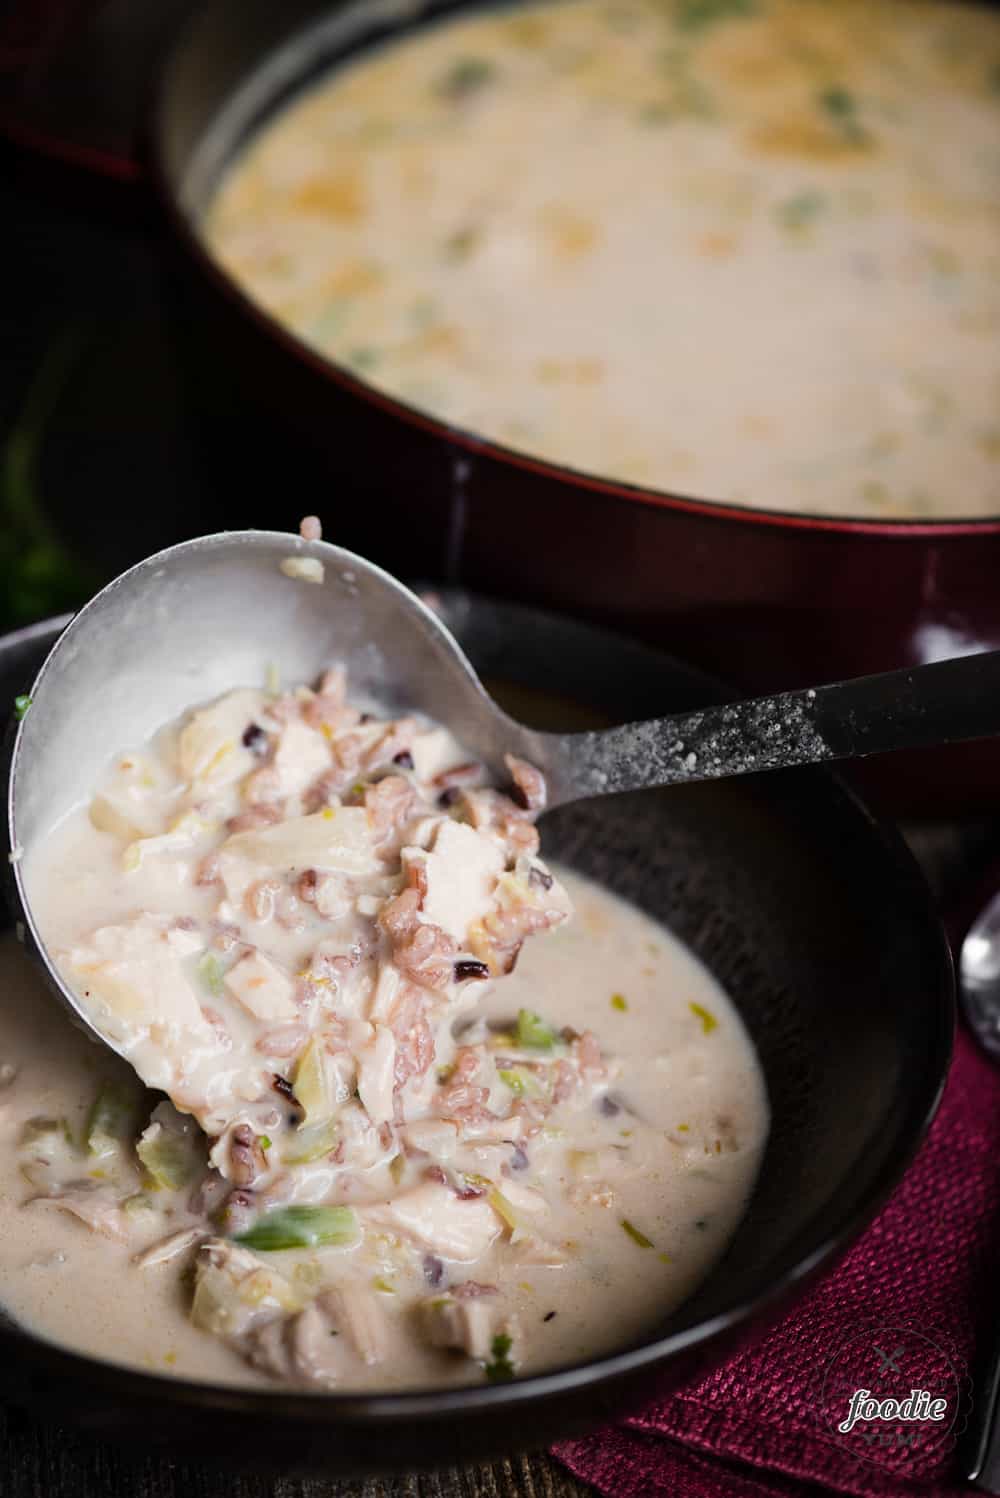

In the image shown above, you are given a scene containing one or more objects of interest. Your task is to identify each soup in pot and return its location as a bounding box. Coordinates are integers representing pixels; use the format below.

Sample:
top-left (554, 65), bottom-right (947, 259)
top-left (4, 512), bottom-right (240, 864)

top-left (205, 0), bottom-right (1000, 519)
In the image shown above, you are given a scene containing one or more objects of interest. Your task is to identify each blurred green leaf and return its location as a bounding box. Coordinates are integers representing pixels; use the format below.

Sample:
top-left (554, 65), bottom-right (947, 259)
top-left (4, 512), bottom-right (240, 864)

top-left (0, 333), bottom-right (98, 627)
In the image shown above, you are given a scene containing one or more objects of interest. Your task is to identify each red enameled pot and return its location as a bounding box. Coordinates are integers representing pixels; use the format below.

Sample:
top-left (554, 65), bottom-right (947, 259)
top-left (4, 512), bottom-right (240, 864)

top-left (7, 0), bottom-right (1000, 814)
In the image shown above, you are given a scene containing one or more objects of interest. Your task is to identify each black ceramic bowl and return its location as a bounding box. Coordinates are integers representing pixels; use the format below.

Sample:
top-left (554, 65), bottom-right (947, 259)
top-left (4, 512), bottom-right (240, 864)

top-left (0, 599), bottom-right (952, 1475)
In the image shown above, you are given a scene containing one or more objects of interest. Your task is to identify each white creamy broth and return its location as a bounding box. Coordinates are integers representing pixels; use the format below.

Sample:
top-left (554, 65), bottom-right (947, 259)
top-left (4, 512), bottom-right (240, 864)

top-left (13, 672), bottom-right (766, 1390)
top-left (205, 0), bottom-right (1000, 519)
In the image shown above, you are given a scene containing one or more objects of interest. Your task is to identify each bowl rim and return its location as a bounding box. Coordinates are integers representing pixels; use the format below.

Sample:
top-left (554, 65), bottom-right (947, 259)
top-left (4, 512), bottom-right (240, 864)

top-left (0, 608), bottom-right (955, 1423)
top-left (148, 0), bottom-right (1000, 541)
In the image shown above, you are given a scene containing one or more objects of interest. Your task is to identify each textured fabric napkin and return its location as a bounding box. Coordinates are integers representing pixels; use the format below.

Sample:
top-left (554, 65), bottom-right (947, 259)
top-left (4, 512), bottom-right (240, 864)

top-left (553, 936), bottom-right (1000, 1496)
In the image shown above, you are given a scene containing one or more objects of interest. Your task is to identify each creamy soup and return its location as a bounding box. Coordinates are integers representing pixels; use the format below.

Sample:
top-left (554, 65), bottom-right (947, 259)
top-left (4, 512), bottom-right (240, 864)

top-left (205, 0), bottom-right (1000, 519)
top-left (10, 669), bottom-right (766, 1389)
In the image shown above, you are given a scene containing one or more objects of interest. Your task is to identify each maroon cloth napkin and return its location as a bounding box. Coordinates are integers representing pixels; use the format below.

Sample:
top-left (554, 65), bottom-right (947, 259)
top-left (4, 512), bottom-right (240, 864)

top-left (553, 1015), bottom-right (1000, 1498)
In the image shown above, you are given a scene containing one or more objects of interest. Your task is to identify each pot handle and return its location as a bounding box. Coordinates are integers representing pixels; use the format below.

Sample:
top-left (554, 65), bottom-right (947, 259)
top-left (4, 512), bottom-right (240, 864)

top-left (0, 0), bottom-right (194, 182)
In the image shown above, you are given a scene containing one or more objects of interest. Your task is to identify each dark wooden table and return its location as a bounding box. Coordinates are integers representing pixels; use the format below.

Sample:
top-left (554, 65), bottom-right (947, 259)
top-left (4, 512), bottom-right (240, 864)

top-left (0, 1400), bottom-right (591, 1498)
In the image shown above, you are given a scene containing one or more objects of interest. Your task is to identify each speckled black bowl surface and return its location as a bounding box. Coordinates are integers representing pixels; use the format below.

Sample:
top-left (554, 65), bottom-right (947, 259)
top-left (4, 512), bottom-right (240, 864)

top-left (0, 597), bottom-right (953, 1476)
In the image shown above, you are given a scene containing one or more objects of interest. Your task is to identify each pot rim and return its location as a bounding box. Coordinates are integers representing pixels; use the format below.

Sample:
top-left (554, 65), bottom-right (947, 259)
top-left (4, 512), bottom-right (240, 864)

top-left (147, 0), bottom-right (1000, 541)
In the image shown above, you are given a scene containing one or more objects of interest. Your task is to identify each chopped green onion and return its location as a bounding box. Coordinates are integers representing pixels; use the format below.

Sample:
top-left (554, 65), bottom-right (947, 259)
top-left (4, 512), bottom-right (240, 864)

top-left (621, 1218), bottom-right (654, 1249)
top-left (235, 1205), bottom-right (358, 1252)
top-left (197, 952), bottom-right (225, 997)
top-left (516, 1008), bottom-right (556, 1051)
top-left (610, 993), bottom-right (628, 1012)
top-left (484, 1331), bottom-right (515, 1382)
top-left (13, 695), bottom-right (31, 722)
top-left (658, 1251), bottom-right (672, 1265)
top-left (689, 1002), bottom-right (717, 1034)
top-left (259, 1136), bottom-right (272, 1151)
top-left (86, 1084), bottom-right (135, 1158)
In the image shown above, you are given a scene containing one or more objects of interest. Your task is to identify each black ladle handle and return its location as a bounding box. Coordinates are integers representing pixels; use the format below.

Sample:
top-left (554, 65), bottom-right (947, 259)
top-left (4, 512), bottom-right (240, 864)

top-left (547, 649), bottom-right (1000, 800)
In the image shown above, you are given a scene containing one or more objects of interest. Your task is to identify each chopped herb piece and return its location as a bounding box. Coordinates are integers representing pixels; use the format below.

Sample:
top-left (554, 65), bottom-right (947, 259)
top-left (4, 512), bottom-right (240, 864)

top-left (346, 348), bottom-right (380, 373)
top-left (820, 85), bottom-right (854, 119)
top-left (621, 1218), bottom-right (654, 1249)
top-left (13, 695), bottom-right (31, 722)
top-left (86, 1084), bottom-right (135, 1158)
top-left (543, 1310), bottom-right (557, 1322)
top-left (658, 1251), bottom-right (672, 1264)
top-left (674, 0), bottom-right (755, 32)
top-left (235, 1205), bottom-right (358, 1252)
top-left (817, 85), bottom-right (868, 144)
top-left (690, 1001), bottom-right (717, 1034)
top-left (437, 1062), bottom-right (456, 1084)
top-left (389, 1153), bottom-right (406, 1185)
top-left (677, 1123), bottom-right (690, 1133)
top-left (372, 1276), bottom-right (396, 1294)
top-left (259, 1136), bottom-right (272, 1151)
top-left (437, 58), bottom-right (497, 100)
top-left (774, 190), bottom-right (826, 233)
top-left (516, 1008), bottom-right (557, 1050)
top-left (610, 993), bottom-right (628, 1012)
top-left (197, 952), bottom-right (225, 998)
top-left (444, 226), bottom-right (481, 261)
top-left (484, 1331), bottom-right (515, 1382)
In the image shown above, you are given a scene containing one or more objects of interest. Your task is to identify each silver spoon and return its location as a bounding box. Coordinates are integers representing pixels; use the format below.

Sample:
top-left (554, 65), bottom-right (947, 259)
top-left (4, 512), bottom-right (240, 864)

top-left (9, 528), bottom-right (1000, 1056)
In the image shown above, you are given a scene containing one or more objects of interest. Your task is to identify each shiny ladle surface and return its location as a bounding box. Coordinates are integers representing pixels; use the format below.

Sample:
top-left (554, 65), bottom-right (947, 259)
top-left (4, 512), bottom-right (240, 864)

top-left (8, 528), bottom-right (1000, 1059)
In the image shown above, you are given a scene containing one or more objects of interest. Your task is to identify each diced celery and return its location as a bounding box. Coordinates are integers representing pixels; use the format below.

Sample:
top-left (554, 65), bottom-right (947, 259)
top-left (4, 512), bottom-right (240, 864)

top-left (282, 1118), bottom-right (340, 1165)
top-left (235, 1205), bottom-right (358, 1252)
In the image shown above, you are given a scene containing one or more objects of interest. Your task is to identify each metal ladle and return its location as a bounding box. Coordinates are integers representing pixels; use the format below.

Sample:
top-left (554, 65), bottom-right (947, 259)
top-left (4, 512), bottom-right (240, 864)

top-left (8, 528), bottom-right (1000, 1058)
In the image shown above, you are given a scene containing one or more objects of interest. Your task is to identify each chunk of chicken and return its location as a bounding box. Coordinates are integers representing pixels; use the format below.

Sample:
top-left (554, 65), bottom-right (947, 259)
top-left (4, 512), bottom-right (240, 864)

top-left (419, 1294), bottom-right (498, 1361)
top-left (364, 1182), bottom-right (500, 1261)
top-left (225, 951), bottom-right (298, 1022)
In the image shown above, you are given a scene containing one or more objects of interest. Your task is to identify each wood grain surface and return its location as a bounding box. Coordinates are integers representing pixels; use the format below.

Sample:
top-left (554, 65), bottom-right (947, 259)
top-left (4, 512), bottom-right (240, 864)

top-left (0, 1401), bottom-right (593, 1497)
